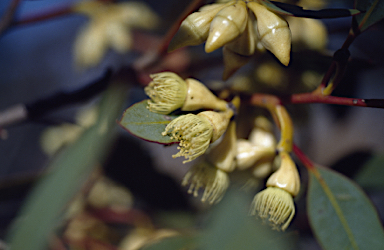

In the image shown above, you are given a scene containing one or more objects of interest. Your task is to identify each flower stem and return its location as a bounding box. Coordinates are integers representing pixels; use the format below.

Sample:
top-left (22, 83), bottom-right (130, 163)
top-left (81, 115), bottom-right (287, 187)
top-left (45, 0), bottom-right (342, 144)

top-left (292, 144), bottom-right (315, 171)
top-left (134, 0), bottom-right (205, 71)
top-left (251, 94), bottom-right (293, 152)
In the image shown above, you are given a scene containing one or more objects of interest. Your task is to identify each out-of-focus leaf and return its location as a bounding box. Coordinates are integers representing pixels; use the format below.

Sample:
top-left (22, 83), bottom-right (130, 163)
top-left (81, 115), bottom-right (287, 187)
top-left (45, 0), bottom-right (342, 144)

top-left (308, 166), bottom-right (384, 250)
top-left (201, 189), bottom-right (297, 250)
top-left (118, 100), bottom-right (178, 144)
top-left (354, 154), bottom-right (384, 190)
top-left (142, 235), bottom-right (198, 250)
top-left (260, 0), bottom-right (360, 18)
top-left (7, 82), bottom-right (128, 250)
top-left (353, 0), bottom-right (384, 32)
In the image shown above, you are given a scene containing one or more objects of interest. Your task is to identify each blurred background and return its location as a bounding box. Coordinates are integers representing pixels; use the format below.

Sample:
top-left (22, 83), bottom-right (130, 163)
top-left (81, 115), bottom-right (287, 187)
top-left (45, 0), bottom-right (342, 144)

top-left (0, 0), bottom-right (384, 249)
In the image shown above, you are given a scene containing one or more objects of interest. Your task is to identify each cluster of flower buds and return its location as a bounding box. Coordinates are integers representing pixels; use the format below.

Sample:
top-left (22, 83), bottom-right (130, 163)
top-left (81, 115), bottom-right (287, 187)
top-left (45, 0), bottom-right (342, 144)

top-left (168, 0), bottom-right (292, 79)
top-left (144, 71), bottom-right (301, 230)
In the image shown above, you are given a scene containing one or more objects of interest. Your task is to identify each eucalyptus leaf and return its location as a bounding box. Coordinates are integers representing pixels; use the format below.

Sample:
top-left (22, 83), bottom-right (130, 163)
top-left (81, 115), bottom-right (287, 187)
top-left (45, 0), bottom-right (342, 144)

top-left (353, 0), bottom-right (384, 32)
top-left (118, 100), bottom-right (178, 144)
top-left (260, 0), bottom-right (360, 18)
top-left (6, 82), bottom-right (128, 250)
top-left (354, 154), bottom-right (384, 190)
top-left (308, 166), bottom-right (384, 250)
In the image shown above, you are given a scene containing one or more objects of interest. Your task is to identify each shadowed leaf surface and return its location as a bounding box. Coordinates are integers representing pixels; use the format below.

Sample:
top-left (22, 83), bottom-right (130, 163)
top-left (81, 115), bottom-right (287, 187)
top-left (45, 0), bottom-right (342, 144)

top-left (308, 166), bottom-right (384, 250)
top-left (119, 100), bottom-right (178, 144)
top-left (354, 0), bottom-right (384, 32)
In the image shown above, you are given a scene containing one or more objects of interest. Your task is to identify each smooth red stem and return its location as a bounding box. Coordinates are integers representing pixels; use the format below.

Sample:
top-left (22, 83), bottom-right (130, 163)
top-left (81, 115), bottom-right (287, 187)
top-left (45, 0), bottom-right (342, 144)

top-left (288, 93), bottom-right (368, 107)
top-left (293, 144), bottom-right (315, 171)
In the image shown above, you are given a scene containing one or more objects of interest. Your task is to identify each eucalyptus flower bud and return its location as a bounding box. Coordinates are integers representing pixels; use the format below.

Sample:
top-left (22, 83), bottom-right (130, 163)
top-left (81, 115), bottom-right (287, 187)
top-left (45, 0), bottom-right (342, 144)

top-left (235, 139), bottom-right (275, 170)
top-left (182, 161), bottom-right (229, 204)
top-left (182, 78), bottom-right (228, 111)
top-left (162, 109), bottom-right (233, 163)
top-left (207, 121), bottom-right (237, 172)
top-left (247, 2), bottom-right (291, 66)
top-left (168, 2), bottom-right (232, 52)
top-left (250, 186), bottom-right (295, 231)
top-left (222, 17), bottom-right (256, 80)
top-left (145, 72), bottom-right (227, 114)
top-left (252, 162), bottom-right (273, 179)
top-left (266, 151), bottom-right (300, 196)
top-left (248, 116), bottom-right (276, 148)
top-left (205, 1), bottom-right (248, 53)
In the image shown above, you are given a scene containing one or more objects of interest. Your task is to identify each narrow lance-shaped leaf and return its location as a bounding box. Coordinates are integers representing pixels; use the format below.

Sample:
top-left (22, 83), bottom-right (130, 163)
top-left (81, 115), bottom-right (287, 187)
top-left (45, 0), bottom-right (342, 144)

top-left (118, 100), bottom-right (178, 144)
top-left (353, 0), bottom-right (384, 32)
top-left (260, 0), bottom-right (360, 18)
top-left (307, 166), bottom-right (384, 250)
top-left (7, 82), bottom-right (128, 250)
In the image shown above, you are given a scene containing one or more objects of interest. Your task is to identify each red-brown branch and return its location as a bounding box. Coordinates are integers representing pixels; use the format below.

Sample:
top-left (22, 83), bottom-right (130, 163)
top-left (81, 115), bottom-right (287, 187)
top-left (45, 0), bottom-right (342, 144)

top-left (293, 144), bottom-right (315, 171)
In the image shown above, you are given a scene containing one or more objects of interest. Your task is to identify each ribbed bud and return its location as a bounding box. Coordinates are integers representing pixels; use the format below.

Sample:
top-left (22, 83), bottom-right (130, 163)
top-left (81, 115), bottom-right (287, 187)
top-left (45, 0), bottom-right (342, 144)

top-left (182, 78), bottom-right (228, 111)
top-left (247, 2), bottom-right (291, 66)
top-left (266, 151), bottom-right (300, 196)
top-left (168, 2), bottom-right (231, 52)
top-left (225, 17), bottom-right (256, 56)
top-left (207, 121), bottom-right (237, 172)
top-left (250, 186), bottom-right (295, 231)
top-left (198, 109), bottom-right (233, 142)
top-left (205, 1), bottom-right (248, 53)
top-left (182, 161), bottom-right (229, 204)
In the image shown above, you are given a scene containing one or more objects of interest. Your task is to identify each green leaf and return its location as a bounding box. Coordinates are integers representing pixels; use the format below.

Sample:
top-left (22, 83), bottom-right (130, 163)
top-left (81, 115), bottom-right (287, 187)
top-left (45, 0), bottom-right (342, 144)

top-left (260, 0), bottom-right (360, 18)
top-left (200, 189), bottom-right (296, 250)
top-left (354, 154), bottom-right (384, 190)
top-left (353, 0), bottom-right (384, 32)
top-left (6, 82), bottom-right (128, 250)
top-left (307, 166), bottom-right (384, 250)
top-left (118, 100), bottom-right (178, 144)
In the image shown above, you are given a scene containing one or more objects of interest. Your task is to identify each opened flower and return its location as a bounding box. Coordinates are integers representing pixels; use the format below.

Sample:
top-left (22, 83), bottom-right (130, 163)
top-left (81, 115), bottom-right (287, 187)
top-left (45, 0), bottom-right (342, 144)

top-left (73, 1), bottom-right (158, 69)
top-left (182, 161), bottom-right (230, 204)
top-left (169, 0), bottom-right (291, 79)
top-left (145, 72), bottom-right (227, 114)
top-left (250, 151), bottom-right (300, 230)
top-left (162, 109), bottom-right (233, 163)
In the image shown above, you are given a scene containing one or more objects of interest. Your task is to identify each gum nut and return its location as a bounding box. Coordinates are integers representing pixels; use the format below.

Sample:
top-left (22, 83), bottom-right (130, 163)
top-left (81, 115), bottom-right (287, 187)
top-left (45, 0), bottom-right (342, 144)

top-left (247, 2), bottom-right (291, 66)
top-left (205, 1), bottom-right (248, 53)
top-left (168, 3), bottom-right (229, 52)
